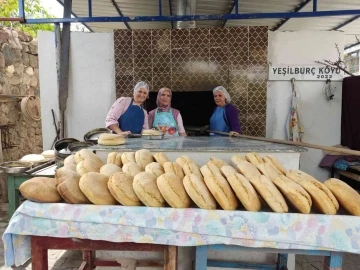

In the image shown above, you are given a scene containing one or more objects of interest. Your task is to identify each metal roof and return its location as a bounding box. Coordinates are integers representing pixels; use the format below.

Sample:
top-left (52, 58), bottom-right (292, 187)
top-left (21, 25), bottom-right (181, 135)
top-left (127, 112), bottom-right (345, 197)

top-left (57, 0), bottom-right (360, 48)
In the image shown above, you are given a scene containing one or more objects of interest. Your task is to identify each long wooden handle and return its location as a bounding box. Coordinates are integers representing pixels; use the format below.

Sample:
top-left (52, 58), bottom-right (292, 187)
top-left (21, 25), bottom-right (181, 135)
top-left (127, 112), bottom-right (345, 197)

top-left (207, 130), bottom-right (360, 156)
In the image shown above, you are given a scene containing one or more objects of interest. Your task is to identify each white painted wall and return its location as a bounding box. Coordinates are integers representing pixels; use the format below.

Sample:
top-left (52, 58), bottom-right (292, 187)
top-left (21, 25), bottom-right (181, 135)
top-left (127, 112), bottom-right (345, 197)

top-left (38, 32), bottom-right (116, 149)
top-left (267, 31), bottom-right (344, 181)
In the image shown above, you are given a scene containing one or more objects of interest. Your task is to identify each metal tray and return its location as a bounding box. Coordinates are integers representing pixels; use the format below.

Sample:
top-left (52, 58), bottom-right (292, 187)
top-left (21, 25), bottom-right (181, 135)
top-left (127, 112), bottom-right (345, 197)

top-left (0, 161), bottom-right (33, 174)
top-left (84, 128), bottom-right (111, 144)
top-left (141, 134), bottom-right (165, 140)
top-left (67, 141), bottom-right (94, 153)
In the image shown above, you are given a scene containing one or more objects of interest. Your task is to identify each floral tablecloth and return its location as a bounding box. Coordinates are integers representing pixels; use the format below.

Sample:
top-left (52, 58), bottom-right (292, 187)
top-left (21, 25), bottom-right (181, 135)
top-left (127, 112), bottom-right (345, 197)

top-left (3, 201), bottom-right (360, 267)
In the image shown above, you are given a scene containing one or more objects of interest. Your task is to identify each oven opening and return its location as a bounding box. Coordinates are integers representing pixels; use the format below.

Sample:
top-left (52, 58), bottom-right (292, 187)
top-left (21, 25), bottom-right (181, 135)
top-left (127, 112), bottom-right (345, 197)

top-left (144, 91), bottom-right (215, 136)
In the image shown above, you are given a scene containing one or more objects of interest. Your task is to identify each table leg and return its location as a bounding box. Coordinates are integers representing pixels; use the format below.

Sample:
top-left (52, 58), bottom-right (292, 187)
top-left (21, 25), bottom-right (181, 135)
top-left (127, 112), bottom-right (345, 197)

top-left (31, 236), bottom-right (48, 269)
top-left (324, 252), bottom-right (343, 270)
top-left (7, 175), bottom-right (19, 220)
top-left (195, 246), bottom-right (207, 270)
top-left (82, 250), bottom-right (95, 270)
top-left (164, 245), bottom-right (177, 270)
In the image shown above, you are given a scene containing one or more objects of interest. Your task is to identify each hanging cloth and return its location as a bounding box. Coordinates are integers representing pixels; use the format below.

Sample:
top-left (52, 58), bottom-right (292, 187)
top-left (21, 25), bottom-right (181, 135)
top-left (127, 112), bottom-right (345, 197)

top-left (286, 78), bottom-right (304, 142)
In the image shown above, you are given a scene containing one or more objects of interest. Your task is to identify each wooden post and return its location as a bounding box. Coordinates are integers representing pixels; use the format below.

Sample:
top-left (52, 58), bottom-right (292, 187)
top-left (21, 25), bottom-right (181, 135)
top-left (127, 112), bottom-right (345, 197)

top-left (58, 0), bottom-right (72, 139)
top-left (164, 245), bottom-right (177, 270)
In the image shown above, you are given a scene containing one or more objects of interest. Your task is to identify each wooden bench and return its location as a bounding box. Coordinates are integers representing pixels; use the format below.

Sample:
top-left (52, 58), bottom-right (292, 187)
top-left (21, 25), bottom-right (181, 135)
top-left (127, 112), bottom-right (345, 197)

top-left (31, 236), bottom-right (177, 270)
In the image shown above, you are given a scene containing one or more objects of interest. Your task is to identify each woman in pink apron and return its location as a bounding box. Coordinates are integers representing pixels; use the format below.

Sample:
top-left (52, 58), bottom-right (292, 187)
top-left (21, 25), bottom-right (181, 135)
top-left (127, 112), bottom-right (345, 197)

top-left (148, 88), bottom-right (187, 137)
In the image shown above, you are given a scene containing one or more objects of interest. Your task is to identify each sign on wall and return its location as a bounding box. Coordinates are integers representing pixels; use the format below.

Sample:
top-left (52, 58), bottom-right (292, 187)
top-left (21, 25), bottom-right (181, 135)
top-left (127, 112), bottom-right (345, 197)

top-left (268, 65), bottom-right (343, 81)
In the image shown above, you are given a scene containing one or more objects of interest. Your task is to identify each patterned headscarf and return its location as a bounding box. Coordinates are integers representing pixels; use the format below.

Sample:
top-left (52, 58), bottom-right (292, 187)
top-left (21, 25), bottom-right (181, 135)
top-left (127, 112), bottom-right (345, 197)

top-left (213, 86), bottom-right (231, 104)
top-left (157, 87), bottom-right (172, 112)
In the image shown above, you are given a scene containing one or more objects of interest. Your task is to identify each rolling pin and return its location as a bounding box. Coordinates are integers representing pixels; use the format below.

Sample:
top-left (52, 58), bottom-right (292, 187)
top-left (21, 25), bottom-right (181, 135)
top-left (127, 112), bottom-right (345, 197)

top-left (207, 130), bottom-right (360, 156)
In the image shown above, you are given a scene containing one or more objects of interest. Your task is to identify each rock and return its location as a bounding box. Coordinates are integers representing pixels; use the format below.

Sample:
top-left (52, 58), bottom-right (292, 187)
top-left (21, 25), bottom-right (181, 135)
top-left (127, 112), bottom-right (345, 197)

top-left (18, 84), bottom-right (28, 95)
top-left (25, 67), bottom-right (34, 75)
top-left (22, 73), bottom-right (31, 86)
top-left (2, 104), bottom-right (9, 114)
top-left (30, 76), bottom-right (38, 87)
top-left (22, 52), bottom-right (30, 66)
top-left (7, 65), bottom-right (15, 74)
top-left (1, 83), bottom-right (10, 94)
top-left (14, 64), bottom-right (24, 74)
top-left (0, 51), bottom-right (5, 68)
top-left (10, 85), bottom-right (20, 95)
top-left (34, 68), bottom-right (39, 78)
top-left (29, 42), bottom-right (37, 55)
top-left (18, 31), bottom-right (33, 42)
top-left (11, 31), bottom-right (18, 39)
top-left (14, 38), bottom-right (23, 50)
top-left (0, 31), bottom-right (9, 44)
top-left (29, 54), bottom-right (38, 68)
top-left (8, 38), bottom-right (21, 49)
top-left (9, 75), bottom-right (21, 85)
top-left (2, 43), bottom-right (13, 65)
top-left (35, 128), bottom-right (41, 135)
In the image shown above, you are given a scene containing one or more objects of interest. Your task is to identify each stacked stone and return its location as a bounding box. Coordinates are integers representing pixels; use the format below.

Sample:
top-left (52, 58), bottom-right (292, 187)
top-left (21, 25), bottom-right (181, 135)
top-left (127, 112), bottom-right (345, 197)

top-left (0, 26), bottom-right (42, 162)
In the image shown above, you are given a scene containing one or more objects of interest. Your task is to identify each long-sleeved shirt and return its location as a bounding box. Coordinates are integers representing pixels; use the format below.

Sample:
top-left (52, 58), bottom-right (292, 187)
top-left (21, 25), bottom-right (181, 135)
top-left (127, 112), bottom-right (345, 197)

top-left (148, 108), bottom-right (186, 134)
top-left (105, 97), bottom-right (149, 130)
top-left (214, 103), bottom-right (242, 133)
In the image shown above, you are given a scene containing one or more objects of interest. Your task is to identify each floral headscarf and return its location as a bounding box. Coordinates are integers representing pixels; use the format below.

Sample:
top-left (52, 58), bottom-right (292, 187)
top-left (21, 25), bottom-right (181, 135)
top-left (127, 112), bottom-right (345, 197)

top-left (157, 87), bottom-right (172, 112)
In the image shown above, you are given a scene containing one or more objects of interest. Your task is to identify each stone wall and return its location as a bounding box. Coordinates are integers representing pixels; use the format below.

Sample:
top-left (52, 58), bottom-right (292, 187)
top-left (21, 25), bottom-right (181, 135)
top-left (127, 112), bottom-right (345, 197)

top-left (0, 26), bottom-right (42, 162)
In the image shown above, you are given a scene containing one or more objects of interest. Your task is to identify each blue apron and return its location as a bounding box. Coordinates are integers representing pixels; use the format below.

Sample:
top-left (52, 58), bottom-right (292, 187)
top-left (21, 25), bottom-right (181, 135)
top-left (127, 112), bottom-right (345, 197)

top-left (153, 108), bottom-right (179, 137)
top-left (118, 100), bottom-right (144, 134)
top-left (209, 106), bottom-right (230, 136)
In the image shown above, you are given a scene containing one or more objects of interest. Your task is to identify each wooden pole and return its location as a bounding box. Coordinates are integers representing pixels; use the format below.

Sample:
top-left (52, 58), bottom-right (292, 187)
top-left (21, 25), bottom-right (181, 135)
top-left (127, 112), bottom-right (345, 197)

top-left (207, 130), bottom-right (360, 156)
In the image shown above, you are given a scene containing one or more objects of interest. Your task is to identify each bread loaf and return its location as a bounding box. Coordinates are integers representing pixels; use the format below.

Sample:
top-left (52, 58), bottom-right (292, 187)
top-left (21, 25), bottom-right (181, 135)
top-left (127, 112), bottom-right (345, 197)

top-left (42, 150), bottom-right (55, 159)
top-left (98, 133), bottom-right (125, 146)
top-left (153, 152), bottom-right (170, 166)
top-left (157, 173), bottom-right (191, 208)
top-left (19, 177), bottom-right (62, 203)
top-left (56, 172), bottom-right (90, 204)
top-left (273, 175), bottom-right (312, 214)
top-left (145, 162), bottom-right (165, 178)
top-left (183, 162), bottom-right (202, 178)
top-left (79, 172), bottom-right (117, 205)
top-left (324, 178), bottom-right (360, 216)
top-left (175, 155), bottom-right (196, 168)
top-left (108, 172), bottom-right (142, 206)
top-left (265, 155), bottom-right (287, 175)
top-left (245, 152), bottom-right (264, 167)
top-left (208, 157), bottom-right (228, 169)
top-left (183, 173), bottom-right (216, 210)
top-left (64, 155), bottom-right (76, 166)
top-left (135, 149), bottom-right (154, 170)
top-left (221, 165), bottom-right (261, 211)
top-left (251, 175), bottom-right (288, 213)
top-left (20, 154), bottom-right (46, 163)
top-left (122, 162), bottom-right (143, 177)
top-left (76, 159), bottom-right (102, 176)
top-left (200, 162), bottom-right (238, 210)
top-left (63, 163), bottom-right (77, 172)
top-left (287, 171), bottom-right (339, 214)
top-left (100, 163), bottom-right (122, 177)
top-left (163, 162), bottom-right (185, 179)
top-left (235, 161), bottom-right (262, 182)
top-left (133, 172), bottom-right (165, 207)
top-left (256, 162), bottom-right (280, 182)
top-left (107, 152), bottom-right (122, 167)
top-left (231, 155), bottom-right (246, 166)
top-left (74, 149), bottom-right (104, 167)
top-left (55, 167), bottom-right (81, 186)
top-left (142, 129), bottom-right (162, 136)
top-left (121, 152), bottom-right (136, 164)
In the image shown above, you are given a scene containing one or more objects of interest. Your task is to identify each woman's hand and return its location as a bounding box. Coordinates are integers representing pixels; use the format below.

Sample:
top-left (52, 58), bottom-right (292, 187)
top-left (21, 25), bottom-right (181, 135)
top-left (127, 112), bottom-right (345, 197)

top-left (119, 131), bottom-right (131, 137)
top-left (229, 131), bottom-right (240, 137)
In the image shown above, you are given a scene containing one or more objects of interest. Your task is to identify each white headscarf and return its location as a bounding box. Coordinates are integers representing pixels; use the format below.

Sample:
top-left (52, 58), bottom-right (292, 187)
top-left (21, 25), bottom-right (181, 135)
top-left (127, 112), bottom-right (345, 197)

top-left (213, 86), bottom-right (231, 104)
top-left (134, 81), bottom-right (149, 95)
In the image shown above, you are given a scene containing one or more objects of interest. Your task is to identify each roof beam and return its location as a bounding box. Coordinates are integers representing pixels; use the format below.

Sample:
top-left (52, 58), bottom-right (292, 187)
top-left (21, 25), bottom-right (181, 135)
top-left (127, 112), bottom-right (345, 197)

top-left (272, 0), bottom-right (311, 31)
top-left (222, 1), bottom-right (236, 27)
top-left (110, 0), bottom-right (131, 29)
top-left (332, 15), bottom-right (360, 31)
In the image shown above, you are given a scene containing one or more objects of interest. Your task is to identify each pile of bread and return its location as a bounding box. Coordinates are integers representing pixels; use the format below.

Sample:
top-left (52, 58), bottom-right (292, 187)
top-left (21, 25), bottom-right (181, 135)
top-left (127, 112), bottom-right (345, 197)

top-left (19, 149), bottom-right (360, 216)
top-left (19, 150), bottom-right (55, 163)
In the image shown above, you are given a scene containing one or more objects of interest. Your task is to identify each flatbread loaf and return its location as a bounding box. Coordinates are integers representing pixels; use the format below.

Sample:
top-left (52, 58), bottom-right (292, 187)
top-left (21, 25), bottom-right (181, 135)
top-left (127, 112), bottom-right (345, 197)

top-left (74, 149), bottom-right (104, 166)
top-left (157, 173), bottom-right (191, 208)
top-left (79, 172), bottom-right (117, 205)
top-left (42, 150), bottom-right (55, 159)
top-left (142, 129), bottom-right (162, 136)
top-left (265, 155), bottom-right (287, 174)
top-left (324, 178), bottom-right (360, 216)
top-left (19, 177), bottom-right (62, 203)
top-left (122, 162), bottom-right (143, 177)
top-left (231, 155), bottom-right (246, 166)
top-left (145, 162), bottom-right (165, 178)
top-left (133, 172), bottom-right (165, 207)
top-left (273, 175), bottom-right (312, 214)
top-left (108, 172), bottom-right (141, 206)
top-left (221, 165), bottom-right (261, 211)
top-left (163, 162), bottom-right (185, 179)
top-left (175, 155), bottom-right (196, 168)
top-left (55, 167), bottom-right (81, 186)
top-left (245, 152), bottom-right (264, 167)
top-left (107, 152), bottom-right (122, 167)
top-left (121, 152), bottom-right (136, 164)
top-left (235, 161), bottom-right (262, 182)
top-left (135, 149), bottom-right (154, 170)
top-left (100, 163), bottom-right (122, 177)
top-left (183, 162), bottom-right (202, 178)
top-left (256, 162), bottom-right (281, 182)
top-left (183, 173), bottom-right (216, 210)
top-left (98, 133), bottom-right (125, 146)
top-left (76, 159), bottom-right (102, 176)
top-left (20, 154), bottom-right (46, 163)
top-left (56, 171), bottom-right (90, 204)
top-left (200, 162), bottom-right (238, 210)
top-left (64, 155), bottom-right (76, 166)
top-left (153, 152), bottom-right (170, 166)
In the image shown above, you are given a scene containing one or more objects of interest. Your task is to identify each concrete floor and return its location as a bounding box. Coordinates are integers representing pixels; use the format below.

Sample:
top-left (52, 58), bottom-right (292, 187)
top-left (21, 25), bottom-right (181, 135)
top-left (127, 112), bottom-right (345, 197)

top-left (1, 202), bottom-right (360, 270)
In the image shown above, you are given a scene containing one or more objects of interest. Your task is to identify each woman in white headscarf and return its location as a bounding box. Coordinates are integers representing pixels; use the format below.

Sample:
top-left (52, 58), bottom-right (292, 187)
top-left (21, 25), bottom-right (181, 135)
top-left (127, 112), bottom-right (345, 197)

top-left (105, 81), bottom-right (149, 135)
top-left (209, 86), bottom-right (241, 136)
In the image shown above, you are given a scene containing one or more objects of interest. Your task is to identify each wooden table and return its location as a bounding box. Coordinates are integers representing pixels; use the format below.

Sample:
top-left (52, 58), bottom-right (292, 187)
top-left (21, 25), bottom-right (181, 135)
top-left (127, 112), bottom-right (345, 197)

top-left (31, 236), bottom-right (177, 270)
